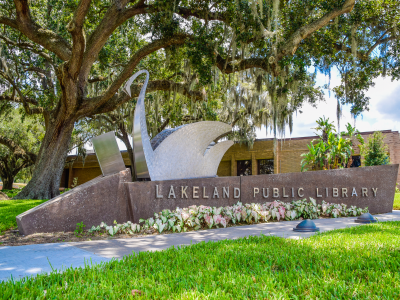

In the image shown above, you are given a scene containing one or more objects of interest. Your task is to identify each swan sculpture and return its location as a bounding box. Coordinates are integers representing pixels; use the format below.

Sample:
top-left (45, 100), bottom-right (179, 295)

top-left (123, 70), bottom-right (233, 181)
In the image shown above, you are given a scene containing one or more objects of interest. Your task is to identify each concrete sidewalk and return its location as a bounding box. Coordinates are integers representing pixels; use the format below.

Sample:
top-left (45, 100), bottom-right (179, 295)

top-left (1, 211), bottom-right (400, 282)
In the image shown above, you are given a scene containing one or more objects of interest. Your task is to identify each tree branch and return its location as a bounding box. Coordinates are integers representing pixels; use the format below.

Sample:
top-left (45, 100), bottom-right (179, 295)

top-left (216, 55), bottom-right (269, 74)
top-left (88, 75), bottom-right (107, 83)
top-left (215, 0), bottom-right (356, 76)
top-left (175, 6), bottom-right (227, 23)
top-left (0, 135), bottom-right (37, 163)
top-left (67, 0), bottom-right (92, 77)
top-left (0, 70), bottom-right (44, 115)
top-left (86, 34), bottom-right (189, 112)
top-left (79, 2), bottom-right (225, 85)
top-left (81, 79), bottom-right (205, 116)
top-left (277, 0), bottom-right (356, 61)
top-left (13, 0), bottom-right (72, 61)
top-left (366, 35), bottom-right (396, 58)
top-left (158, 117), bottom-right (170, 133)
top-left (79, 0), bottom-right (151, 83)
top-left (0, 34), bottom-right (54, 63)
top-left (24, 66), bottom-right (55, 93)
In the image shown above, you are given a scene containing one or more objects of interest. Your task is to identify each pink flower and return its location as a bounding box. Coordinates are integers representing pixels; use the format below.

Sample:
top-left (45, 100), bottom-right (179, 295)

top-left (220, 218), bottom-right (227, 228)
top-left (181, 212), bottom-right (190, 221)
top-left (213, 214), bottom-right (222, 225)
top-left (224, 215), bottom-right (231, 224)
top-left (278, 206), bottom-right (286, 218)
top-left (204, 214), bottom-right (213, 227)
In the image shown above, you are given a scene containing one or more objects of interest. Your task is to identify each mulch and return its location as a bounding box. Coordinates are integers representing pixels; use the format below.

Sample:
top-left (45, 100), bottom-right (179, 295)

top-left (0, 228), bottom-right (160, 247)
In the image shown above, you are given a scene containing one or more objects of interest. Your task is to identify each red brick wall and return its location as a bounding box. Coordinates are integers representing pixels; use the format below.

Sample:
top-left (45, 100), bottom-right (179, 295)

top-left (61, 130), bottom-right (400, 187)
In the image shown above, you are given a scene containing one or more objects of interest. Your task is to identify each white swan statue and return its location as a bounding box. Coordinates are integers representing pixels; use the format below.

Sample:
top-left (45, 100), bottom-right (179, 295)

top-left (123, 70), bottom-right (233, 181)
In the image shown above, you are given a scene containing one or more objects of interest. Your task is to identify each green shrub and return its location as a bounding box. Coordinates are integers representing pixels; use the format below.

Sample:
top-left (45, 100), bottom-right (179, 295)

top-left (1, 189), bottom-right (20, 198)
top-left (364, 131), bottom-right (389, 166)
top-left (301, 118), bottom-right (363, 171)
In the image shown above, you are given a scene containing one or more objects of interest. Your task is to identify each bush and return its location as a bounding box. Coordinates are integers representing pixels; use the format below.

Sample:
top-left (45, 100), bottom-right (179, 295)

top-left (364, 131), bottom-right (390, 166)
top-left (301, 118), bottom-right (363, 171)
top-left (89, 199), bottom-right (369, 236)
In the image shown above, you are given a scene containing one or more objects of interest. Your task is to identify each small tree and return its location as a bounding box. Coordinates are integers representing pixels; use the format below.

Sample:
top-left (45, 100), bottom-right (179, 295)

top-left (0, 110), bottom-right (41, 190)
top-left (364, 132), bottom-right (389, 166)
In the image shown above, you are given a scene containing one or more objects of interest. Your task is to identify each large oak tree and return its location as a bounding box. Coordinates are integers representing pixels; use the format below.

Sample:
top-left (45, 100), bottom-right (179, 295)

top-left (0, 0), bottom-right (398, 199)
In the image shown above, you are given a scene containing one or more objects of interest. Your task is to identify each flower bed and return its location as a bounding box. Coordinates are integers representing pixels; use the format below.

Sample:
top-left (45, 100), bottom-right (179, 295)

top-left (89, 198), bottom-right (368, 236)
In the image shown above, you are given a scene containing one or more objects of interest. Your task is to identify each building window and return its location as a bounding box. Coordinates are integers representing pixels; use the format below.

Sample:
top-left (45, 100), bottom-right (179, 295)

top-left (237, 160), bottom-right (252, 176)
top-left (350, 156), bottom-right (361, 168)
top-left (343, 155), bottom-right (361, 168)
top-left (258, 159), bottom-right (274, 175)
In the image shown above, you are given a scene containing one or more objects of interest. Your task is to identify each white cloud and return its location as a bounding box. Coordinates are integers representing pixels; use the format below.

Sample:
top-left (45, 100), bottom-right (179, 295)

top-left (256, 72), bottom-right (400, 139)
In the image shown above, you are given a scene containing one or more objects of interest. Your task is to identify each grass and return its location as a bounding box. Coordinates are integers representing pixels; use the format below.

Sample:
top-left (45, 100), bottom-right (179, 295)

top-left (1, 222), bottom-right (400, 298)
top-left (0, 200), bottom-right (47, 234)
top-left (393, 193), bottom-right (400, 210)
top-left (1, 189), bottom-right (20, 198)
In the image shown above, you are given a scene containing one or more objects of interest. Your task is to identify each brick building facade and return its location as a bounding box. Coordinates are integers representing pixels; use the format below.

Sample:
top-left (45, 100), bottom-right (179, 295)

top-left (61, 130), bottom-right (400, 188)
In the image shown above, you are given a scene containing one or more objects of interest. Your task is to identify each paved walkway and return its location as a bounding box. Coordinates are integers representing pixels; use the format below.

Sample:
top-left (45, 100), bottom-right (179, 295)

top-left (1, 211), bottom-right (400, 282)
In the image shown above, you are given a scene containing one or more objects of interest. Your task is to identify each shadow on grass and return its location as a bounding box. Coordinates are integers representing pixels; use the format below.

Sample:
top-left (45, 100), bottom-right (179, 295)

top-left (315, 221), bottom-right (400, 237)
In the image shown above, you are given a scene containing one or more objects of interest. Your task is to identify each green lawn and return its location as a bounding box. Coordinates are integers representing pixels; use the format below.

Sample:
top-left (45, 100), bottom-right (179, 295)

top-left (394, 193), bottom-right (400, 210)
top-left (1, 189), bottom-right (20, 198)
top-left (0, 200), bottom-right (46, 234)
top-left (1, 222), bottom-right (400, 298)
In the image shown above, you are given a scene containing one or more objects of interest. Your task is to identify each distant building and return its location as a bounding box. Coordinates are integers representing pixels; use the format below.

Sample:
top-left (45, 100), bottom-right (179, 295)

top-left (61, 129), bottom-right (400, 188)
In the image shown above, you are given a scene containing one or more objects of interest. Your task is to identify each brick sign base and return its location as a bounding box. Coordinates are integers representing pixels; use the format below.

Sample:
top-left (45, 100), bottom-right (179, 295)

top-left (17, 165), bottom-right (398, 235)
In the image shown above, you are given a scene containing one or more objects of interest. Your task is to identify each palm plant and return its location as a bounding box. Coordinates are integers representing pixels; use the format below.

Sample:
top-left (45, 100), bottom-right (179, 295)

top-left (301, 118), bottom-right (359, 171)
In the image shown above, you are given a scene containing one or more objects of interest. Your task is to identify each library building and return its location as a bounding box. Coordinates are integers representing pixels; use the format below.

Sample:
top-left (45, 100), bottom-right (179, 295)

top-left (60, 130), bottom-right (400, 188)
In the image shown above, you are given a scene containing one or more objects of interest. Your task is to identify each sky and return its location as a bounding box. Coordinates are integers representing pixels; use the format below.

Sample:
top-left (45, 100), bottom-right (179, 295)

top-left (256, 69), bottom-right (400, 139)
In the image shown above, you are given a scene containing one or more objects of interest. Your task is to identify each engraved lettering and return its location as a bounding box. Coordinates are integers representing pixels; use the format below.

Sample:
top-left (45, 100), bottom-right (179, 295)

top-left (351, 187), bottom-right (358, 197)
top-left (213, 187), bottom-right (220, 198)
top-left (273, 188), bottom-right (279, 198)
top-left (223, 187), bottom-right (229, 198)
top-left (342, 188), bottom-right (348, 197)
top-left (298, 188), bottom-right (304, 197)
top-left (193, 186), bottom-right (199, 198)
top-left (283, 188), bottom-right (289, 198)
top-left (263, 188), bottom-right (269, 198)
top-left (253, 187), bottom-right (259, 197)
top-left (168, 186), bottom-right (176, 199)
top-left (333, 188), bottom-right (338, 197)
top-left (156, 185), bottom-right (163, 198)
top-left (181, 186), bottom-right (188, 198)
top-left (203, 187), bottom-right (209, 199)
top-left (292, 187), bottom-right (294, 198)
top-left (234, 187), bottom-right (240, 198)
top-left (326, 187), bottom-right (328, 197)
top-left (316, 188), bottom-right (322, 198)
top-left (362, 188), bottom-right (368, 197)
top-left (372, 188), bottom-right (378, 197)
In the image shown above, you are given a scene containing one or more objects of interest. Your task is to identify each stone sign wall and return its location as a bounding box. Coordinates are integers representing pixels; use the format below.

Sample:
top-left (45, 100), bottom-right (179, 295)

top-left (17, 169), bottom-right (132, 235)
top-left (126, 177), bottom-right (241, 223)
top-left (17, 165), bottom-right (398, 235)
top-left (126, 165), bottom-right (398, 220)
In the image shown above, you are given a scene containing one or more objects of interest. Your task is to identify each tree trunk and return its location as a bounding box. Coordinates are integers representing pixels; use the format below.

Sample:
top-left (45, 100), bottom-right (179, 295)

top-left (0, 158), bottom-right (17, 190)
top-left (118, 127), bottom-right (137, 182)
top-left (1, 174), bottom-right (14, 190)
top-left (14, 114), bottom-right (75, 200)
